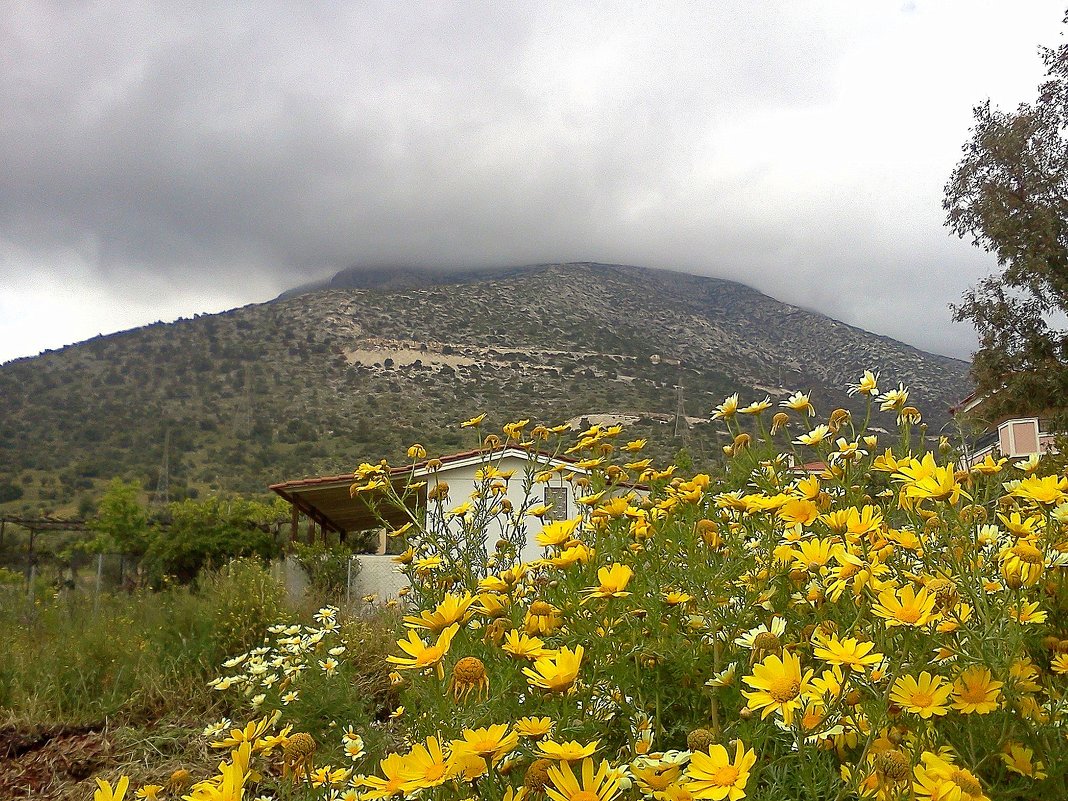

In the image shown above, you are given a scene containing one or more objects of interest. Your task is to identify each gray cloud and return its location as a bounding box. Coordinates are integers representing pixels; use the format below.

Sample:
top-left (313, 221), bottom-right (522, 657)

top-left (1, 1), bottom-right (1063, 362)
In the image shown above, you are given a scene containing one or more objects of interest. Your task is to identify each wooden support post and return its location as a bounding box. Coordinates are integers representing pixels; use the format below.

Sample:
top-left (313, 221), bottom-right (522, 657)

top-left (290, 506), bottom-right (299, 543)
top-left (27, 527), bottom-right (36, 581)
top-left (306, 517), bottom-right (315, 545)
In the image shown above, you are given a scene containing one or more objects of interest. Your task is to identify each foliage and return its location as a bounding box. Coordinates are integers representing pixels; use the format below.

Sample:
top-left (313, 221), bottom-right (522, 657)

top-left (293, 541), bottom-right (361, 601)
top-left (131, 374), bottom-right (1068, 801)
top-left (945, 27), bottom-right (1068, 418)
top-left (0, 264), bottom-right (970, 513)
top-left (0, 480), bottom-right (23, 503)
top-left (0, 560), bottom-right (291, 726)
top-left (197, 557), bottom-right (290, 657)
top-left (88, 477), bottom-right (152, 555)
top-left (144, 496), bottom-right (286, 582)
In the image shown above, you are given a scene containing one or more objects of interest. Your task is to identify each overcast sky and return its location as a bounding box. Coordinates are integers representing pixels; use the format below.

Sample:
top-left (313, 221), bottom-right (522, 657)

top-left (1, 1), bottom-right (1063, 365)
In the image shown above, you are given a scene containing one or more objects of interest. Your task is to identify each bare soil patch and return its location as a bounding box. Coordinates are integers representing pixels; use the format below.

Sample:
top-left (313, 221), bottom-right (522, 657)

top-left (0, 724), bottom-right (112, 800)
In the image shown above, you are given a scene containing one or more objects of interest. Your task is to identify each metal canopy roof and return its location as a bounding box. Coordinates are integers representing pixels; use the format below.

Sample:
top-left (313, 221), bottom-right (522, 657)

top-left (270, 475), bottom-right (423, 535)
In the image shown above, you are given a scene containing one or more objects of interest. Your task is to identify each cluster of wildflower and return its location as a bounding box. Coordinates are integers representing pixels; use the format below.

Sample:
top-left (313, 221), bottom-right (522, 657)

top-left (208, 605), bottom-right (347, 711)
top-left (93, 602), bottom-right (376, 800)
top-left (92, 712), bottom-right (343, 800)
top-left (343, 372), bottom-right (1068, 801)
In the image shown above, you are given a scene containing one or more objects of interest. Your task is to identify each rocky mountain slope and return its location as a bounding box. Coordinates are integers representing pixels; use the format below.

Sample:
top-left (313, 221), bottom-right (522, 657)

top-left (0, 263), bottom-right (970, 513)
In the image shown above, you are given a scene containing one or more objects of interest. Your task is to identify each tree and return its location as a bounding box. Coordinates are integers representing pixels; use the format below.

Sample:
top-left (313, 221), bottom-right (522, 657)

top-left (945, 28), bottom-right (1068, 419)
top-left (89, 478), bottom-right (151, 555)
top-left (143, 495), bottom-right (285, 582)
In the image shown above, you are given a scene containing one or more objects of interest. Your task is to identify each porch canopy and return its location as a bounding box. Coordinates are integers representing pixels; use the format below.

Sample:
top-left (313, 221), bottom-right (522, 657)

top-left (270, 470), bottom-right (424, 541)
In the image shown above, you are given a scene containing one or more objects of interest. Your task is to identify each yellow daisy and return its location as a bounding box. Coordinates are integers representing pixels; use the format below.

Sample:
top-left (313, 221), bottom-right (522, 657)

top-left (501, 629), bottom-right (550, 661)
top-left (1010, 474), bottom-right (1068, 505)
top-left (537, 518), bottom-right (583, 547)
top-left (354, 753), bottom-right (408, 800)
top-left (871, 584), bottom-right (938, 628)
top-left (781, 391), bottom-right (815, 415)
top-left (451, 725), bottom-right (519, 764)
top-left (402, 593), bottom-right (475, 632)
top-left (812, 635), bottom-right (883, 673)
top-left (515, 717), bottom-right (554, 739)
top-left (1000, 742), bottom-right (1047, 779)
top-left (631, 757), bottom-right (684, 797)
top-left (889, 672), bottom-right (951, 719)
top-left (538, 739), bottom-right (600, 762)
top-left (712, 394), bottom-right (740, 420)
top-left (950, 666), bottom-right (1002, 714)
top-left (546, 758), bottom-right (623, 801)
top-left (685, 740), bottom-right (757, 801)
top-left (913, 752), bottom-right (988, 801)
top-left (742, 649), bottom-right (814, 725)
top-left (94, 777), bottom-right (130, 801)
top-left (583, 564), bottom-right (634, 601)
top-left (523, 646), bottom-right (584, 694)
top-left (386, 624), bottom-right (459, 680)
top-left (399, 736), bottom-right (454, 791)
top-left (525, 601), bottom-right (564, 636)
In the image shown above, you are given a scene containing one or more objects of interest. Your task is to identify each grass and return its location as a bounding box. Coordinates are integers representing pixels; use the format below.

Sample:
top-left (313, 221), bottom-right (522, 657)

top-left (0, 558), bottom-right (400, 799)
top-left (0, 558), bottom-right (287, 727)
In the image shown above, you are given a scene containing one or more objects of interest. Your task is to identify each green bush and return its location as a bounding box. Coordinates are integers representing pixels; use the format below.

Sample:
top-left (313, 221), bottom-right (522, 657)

top-left (88, 478), bottom-right (151, 555)
top-left (199, 557), bottom-right (288, 656)
top-left (293, 541), bottom-right (360, 601)
top-left (0, 481), bottom-right (23, 503)
top-left (144, 496), bottom-right (285, 582)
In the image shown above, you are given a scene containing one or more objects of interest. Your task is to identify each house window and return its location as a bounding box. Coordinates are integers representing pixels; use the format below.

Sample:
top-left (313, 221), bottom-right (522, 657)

top-left (544, 487), bottom-right (568, 521)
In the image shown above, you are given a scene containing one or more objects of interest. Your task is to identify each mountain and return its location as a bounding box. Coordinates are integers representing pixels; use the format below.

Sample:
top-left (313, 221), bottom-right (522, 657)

top-left (0, 263), bottom-right (970, 514)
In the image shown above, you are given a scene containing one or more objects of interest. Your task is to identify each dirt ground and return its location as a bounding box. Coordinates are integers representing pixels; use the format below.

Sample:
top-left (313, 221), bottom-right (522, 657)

top-left (0, 724), bottom-right (114, 800)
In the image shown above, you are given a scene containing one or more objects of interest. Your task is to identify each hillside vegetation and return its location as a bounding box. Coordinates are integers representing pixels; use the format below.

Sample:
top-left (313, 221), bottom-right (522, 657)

top-left (0, 263), bottom-right (969, 514)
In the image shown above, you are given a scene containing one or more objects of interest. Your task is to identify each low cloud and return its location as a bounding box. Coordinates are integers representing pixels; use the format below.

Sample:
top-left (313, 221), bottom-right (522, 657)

top-left (1, 1), bottom-right (1062, 362)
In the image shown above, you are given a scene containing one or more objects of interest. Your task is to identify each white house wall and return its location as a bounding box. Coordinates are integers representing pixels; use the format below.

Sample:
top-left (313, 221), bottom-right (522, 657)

top-left (420, 454), bottom-right (578, 563)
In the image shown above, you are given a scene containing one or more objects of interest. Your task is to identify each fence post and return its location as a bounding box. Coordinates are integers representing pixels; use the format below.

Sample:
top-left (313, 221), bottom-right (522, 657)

top-left (346, 555), bottom-right (353, 606)
top-left (27, 563), bottom-right (35, 607)
top-left (94, 553), bottom-right (103, 615)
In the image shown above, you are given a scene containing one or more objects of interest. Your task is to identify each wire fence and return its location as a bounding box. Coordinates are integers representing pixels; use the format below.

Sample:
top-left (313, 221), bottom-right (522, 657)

top-left (0, 551), bottom-right (413, 614)
top-left (0, 552), bottom-right (143, 611)
top-left (346, 554), bottom-right (409, 605)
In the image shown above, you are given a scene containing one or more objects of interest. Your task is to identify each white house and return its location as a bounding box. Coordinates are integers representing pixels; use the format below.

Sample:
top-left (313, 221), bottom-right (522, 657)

top-left (271, 446), bottom-right (643, 598)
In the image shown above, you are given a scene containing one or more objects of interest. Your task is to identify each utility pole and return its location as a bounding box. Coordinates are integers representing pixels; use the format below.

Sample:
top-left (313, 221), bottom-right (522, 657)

top-left (237, 363), bottom-right (254, 438)
top-left (153, 427), bottom-right (170, 506)
top-left (673, 378), bottom-right (689, 440)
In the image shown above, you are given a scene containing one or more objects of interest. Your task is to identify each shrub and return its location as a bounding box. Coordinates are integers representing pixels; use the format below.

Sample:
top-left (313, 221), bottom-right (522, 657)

top-left (144, 496), bottom-right (285, 582)
top-left (293, 541), bottom-right (361, 601)
top-left (199, 557), bottom-right (289, 656)
top-left (0, 481), bottom-right (23, 503)
top-left (88, 478), bottom-right (151, 555)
